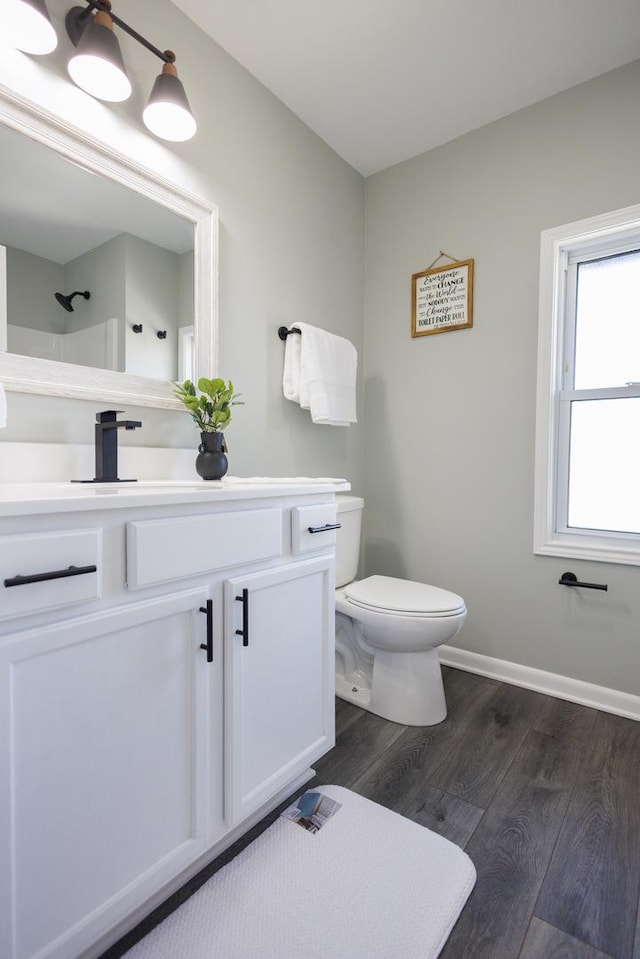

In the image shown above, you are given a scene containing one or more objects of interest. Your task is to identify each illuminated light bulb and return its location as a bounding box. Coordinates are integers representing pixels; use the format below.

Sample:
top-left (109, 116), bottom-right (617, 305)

top-left (143, 59), bottom-right (196, 142)
top-left (10, 0), bottom-right (58, 55)
top-left (67, 4), bottom-right (131, 102)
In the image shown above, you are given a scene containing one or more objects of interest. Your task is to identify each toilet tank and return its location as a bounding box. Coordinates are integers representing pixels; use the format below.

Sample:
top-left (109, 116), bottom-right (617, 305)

top-left (335, 494), bottom-right (364, 587)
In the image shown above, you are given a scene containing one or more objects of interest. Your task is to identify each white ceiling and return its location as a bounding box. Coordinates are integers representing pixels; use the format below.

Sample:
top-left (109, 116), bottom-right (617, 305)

top-left (170, 0), bottom-right (640, 176)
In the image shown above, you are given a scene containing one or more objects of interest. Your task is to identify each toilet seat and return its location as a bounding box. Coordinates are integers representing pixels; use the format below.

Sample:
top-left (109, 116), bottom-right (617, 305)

top-left (343, 575), bottom-right (465, 618)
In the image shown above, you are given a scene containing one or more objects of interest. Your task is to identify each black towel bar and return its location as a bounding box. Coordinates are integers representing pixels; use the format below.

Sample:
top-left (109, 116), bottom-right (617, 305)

top-left (278, 326), bottom-right (301, 341)
top-left (559, 571), bottom-right (608, 591)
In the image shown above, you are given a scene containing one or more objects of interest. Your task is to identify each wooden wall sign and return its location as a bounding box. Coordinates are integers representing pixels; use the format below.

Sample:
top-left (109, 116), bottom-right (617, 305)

top-left (411, 258), bottom-right (474, 337)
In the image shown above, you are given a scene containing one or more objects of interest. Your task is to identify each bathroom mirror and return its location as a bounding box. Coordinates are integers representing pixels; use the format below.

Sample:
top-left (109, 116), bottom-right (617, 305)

top-left (0, 86), bottom-right (217, 409)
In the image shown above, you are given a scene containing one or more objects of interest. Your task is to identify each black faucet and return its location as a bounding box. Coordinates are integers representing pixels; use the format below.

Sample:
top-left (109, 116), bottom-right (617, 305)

top-left (94, 410), bottom-right (142, 483)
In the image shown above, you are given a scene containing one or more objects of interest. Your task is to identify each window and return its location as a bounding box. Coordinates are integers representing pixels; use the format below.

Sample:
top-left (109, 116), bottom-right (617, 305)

top-left (534, 203), bottom-right (640, 565)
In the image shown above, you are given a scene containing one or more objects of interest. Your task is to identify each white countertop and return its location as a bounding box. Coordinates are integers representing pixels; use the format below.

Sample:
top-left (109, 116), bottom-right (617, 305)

top-left (0, 477), bottom-right (351, 517)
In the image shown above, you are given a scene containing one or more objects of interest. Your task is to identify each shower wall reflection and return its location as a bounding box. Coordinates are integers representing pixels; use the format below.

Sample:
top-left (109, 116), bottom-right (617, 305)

top-left (5, 236), bottom-right (194, 379)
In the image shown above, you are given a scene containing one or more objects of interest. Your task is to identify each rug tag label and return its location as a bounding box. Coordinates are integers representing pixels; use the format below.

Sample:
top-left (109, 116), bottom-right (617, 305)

top-left (281, 790), bottom-right (342, 834)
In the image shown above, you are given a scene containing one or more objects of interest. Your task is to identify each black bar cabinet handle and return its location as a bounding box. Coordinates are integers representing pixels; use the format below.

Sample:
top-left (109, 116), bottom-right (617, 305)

top-left (4, 564), bottom-right (97, 588)
top-left (199, 600), bottom-right (213, 662)
top-left (307, 523), bottom-right (342, 534)
top-left (559, 571), bottom-right (608, 591)
top-left (235, 588), bottom-right (249, 647)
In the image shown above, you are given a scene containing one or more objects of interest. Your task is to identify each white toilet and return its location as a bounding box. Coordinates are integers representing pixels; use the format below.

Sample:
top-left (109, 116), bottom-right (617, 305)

top-left (335, 495), bottom-right (467, 726)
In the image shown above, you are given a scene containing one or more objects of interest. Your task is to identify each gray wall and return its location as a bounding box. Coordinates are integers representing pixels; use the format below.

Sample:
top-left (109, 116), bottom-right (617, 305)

top-left (64, 236), bottom-right (124, 339)
top-left (6, 248), bottom-right (65, 334)
top-left (0, 0), bottom-right (365, 488)
top-left (363, 60), bottom-right (640, 696)
top-left (123, 234), bottom-right (179, 380)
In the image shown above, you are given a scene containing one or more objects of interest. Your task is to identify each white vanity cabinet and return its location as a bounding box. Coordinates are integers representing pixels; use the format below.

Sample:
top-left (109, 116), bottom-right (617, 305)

top-left (0, 481), bottom-right (341, 959)
top-left (126, 501), bottom-right (336, 825)
top-left (0, 588), bottom-right (213, 959)
top-left (224, 555), bottom-right (334, 824)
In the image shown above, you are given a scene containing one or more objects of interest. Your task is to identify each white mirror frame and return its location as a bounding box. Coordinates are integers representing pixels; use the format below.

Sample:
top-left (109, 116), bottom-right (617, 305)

top-left (0, 84), bottom-right (218, 409)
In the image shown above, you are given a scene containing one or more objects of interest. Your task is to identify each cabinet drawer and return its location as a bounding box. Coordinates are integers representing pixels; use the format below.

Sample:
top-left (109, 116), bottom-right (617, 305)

top-left (127, 509), bottom-right (283, 587)
top-left (0, 529), bottom-right (101, 620)
top-left (291, 503), bottom-right (339, 555)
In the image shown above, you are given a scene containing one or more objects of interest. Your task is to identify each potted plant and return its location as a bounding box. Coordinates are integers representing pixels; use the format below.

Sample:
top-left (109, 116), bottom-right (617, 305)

top-left (173, 377), bottom-right (243, 480)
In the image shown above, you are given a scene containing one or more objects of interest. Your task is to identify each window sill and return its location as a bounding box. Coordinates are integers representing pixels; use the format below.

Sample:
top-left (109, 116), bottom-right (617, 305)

top-left (534, 531), bottom-right (640, 567)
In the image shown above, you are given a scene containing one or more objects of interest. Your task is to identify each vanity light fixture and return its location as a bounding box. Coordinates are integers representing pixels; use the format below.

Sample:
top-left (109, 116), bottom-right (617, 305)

top-left (7, 0), bottom-right (197, 140)
top-left (64, 1), bottom-right (196, 139)
top-left (11, 0), bottom-right (58, 55)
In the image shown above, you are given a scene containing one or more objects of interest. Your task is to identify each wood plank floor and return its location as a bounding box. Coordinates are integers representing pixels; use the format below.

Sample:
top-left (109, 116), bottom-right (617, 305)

top-left (101, 667), bottom-right (640, 959)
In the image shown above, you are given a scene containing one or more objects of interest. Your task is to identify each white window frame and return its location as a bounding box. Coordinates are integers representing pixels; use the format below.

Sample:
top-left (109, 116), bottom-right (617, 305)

top-left (534, 202), bottom-right (640, 566)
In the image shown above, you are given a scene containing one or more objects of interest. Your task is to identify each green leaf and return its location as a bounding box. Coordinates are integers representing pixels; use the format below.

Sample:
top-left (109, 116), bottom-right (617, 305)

top-left (171, 376), bottom-right (242, 432)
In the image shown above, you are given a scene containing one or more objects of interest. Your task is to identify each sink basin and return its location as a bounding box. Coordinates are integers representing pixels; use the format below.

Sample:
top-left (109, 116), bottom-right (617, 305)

top-left (0, 481), bottom-right (214, 500)
top-left (0, 476), bottom-right (350, 518)
top-left (57, 476), bottom-right (346, 490)
top-left (35, 480), bottom-right (214, 491)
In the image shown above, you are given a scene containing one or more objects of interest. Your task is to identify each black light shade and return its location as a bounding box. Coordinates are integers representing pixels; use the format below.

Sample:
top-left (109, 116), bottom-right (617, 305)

top-left (143, 61), bottom-right (197, 142)
top-left (66, 5), bottom-right (132, 102)
top-left (12, 0), bottom-right (58, 54)
top-left (14, 1), bottom-right (198, 141)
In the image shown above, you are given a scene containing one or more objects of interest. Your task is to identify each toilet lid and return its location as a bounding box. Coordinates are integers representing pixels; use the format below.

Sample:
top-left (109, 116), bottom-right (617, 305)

top-left (344, 575), bottom-right (465, 616)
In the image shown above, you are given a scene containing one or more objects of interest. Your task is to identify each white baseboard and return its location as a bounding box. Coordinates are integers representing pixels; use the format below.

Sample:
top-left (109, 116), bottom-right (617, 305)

top-left (439, 645), bottom-right (640, 722)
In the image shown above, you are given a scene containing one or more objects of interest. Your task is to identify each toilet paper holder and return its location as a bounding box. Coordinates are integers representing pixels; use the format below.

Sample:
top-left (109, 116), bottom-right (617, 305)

top-left (558, 571), bottom-right (608, 591)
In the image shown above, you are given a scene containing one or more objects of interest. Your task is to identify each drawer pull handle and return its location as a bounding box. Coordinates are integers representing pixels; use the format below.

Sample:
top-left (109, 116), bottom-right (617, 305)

top-left (307, 523), bottom-right (341, 534)
top-left (4, 564), bottom-right (98, 588)
top-left (199, 600), bottom-right (214, 662)
top-left (235, 588), bottom-right (249, 647)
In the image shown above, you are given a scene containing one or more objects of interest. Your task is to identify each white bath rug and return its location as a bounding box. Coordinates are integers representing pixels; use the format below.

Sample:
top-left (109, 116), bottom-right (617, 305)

top-left (124, 785), bottom-right (476, 959)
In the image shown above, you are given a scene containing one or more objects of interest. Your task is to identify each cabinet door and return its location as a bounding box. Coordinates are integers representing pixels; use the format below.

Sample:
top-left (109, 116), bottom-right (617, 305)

top-left (224, 556), bottom-right (335, 824)
top-left (0, 587), bottom-right (214, 959)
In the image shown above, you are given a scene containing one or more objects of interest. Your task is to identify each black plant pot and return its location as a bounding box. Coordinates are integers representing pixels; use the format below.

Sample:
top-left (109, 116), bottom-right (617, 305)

top-left (196, 431), bottom-right (228, 480)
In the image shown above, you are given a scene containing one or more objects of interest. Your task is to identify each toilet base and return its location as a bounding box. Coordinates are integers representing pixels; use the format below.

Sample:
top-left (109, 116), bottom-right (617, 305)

top-left (335, 673), bottom-right (373, 711)
top-left (336, 648), bottom-right (447, 726)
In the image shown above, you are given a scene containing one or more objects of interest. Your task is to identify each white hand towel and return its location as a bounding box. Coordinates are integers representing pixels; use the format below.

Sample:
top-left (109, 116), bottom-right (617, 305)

top-left (282, 326), bottom-right (303, 403)
top-left (297, 322), bottom-right (357, 426)
top-left (0, 384), bottom-right (6, 429)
